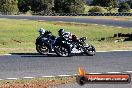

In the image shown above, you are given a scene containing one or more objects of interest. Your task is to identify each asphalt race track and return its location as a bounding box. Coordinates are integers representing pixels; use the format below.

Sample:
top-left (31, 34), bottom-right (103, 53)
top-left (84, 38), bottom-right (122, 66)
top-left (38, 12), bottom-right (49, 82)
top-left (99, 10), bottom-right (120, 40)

top-left (0, 15), bottom-right (132, 28)
top-left (0, 51), bottom-right (132, 88)
top-left (1, 51), bottom-right (132, 88)
top-left (0, 51), bottom-right (132, 78)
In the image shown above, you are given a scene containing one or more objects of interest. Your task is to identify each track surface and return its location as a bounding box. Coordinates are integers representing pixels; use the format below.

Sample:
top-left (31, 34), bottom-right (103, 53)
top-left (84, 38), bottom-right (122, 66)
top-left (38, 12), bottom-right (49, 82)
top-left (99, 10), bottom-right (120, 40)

top-left (0, 15), bottom-right (132, 28)
top-left (0, 51), bottom-right (132, 79)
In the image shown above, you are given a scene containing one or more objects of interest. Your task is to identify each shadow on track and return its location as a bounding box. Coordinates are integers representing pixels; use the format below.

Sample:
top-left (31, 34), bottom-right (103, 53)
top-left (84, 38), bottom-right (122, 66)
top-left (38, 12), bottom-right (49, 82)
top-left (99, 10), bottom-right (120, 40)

top-left (10, 53), bottom-right (87, 57)
top-left (10, 53), bottom-right (59, 57)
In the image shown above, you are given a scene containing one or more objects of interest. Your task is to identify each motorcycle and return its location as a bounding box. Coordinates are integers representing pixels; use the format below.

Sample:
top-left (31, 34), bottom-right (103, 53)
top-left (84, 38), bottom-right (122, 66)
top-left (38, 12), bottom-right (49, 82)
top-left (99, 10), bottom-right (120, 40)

top-left (35, 31), bottom-right (72, 57)
top-left (70, 35), bottom-right (96, 56)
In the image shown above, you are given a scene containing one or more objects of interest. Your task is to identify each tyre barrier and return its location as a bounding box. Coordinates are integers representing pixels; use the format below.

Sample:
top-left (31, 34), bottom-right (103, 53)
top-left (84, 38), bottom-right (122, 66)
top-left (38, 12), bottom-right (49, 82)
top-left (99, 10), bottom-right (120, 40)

top-left (1, 12), bottom-right (132, 16)
top-left (39, 13), bottom-right (132, 16)
top-left (114, 33), bottom-right (132, 38)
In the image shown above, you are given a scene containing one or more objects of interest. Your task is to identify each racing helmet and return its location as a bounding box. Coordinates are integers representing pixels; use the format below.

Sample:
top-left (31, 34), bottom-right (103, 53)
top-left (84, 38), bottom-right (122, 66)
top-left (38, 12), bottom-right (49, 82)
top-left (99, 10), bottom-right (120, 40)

top-left (58, 29), bottom-right (65, 36)
top-left (38, 28), bottom-right (45, 35)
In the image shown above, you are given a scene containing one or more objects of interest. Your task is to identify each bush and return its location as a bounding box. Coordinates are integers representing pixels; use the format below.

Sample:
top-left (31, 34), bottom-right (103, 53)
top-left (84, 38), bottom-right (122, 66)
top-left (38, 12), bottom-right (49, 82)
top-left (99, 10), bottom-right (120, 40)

top-left (54, 0), bottom-right (85, 13)
top-left (0, 0), bottom-right (18, 15)
top-left (88, 6), bottom-right (104, 13)
top-left (30, 0), bottom-right (53, 14)
top-left (118, 2), bottom-right (131, 12)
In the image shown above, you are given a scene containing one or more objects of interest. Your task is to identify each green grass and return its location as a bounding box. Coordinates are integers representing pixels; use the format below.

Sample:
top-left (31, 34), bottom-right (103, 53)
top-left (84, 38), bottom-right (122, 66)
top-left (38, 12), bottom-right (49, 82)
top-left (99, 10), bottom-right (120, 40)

top-left (0, 18), bottom-right (132, 54)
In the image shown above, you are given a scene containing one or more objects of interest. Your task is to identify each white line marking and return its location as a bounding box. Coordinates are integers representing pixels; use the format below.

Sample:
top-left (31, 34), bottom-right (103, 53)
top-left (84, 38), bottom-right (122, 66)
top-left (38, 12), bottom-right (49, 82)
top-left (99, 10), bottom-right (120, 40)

top-left (102, 25), bottom-right (106, 27)
top-left (58, 21), bottom-right (64, 23)
top-left (6, 78), bottom-right (19, 80)
top-left (94, 24), bottom-right (98, 25)
top-left (20, 19), bottom-right (28, 20)
top-left (0, 54), bottom-right (12, 56)
top-left (109, 26), bottom-right (114, 27)
top-left (125, 71), bottom-right (132, 73)
top-left (42, 76), bottom-right (56, 78)
top-left (97, 50), bottom-right (132, 52)
top-left (0, 50), bottom-right (131, 56)
top-left (117, 27), bottom-right (122, 28)
top-left (107, 72), bottom-right (121, 74)
top-left (4, 54), bottom-right (12, 56)
top-left (58, 75), bottom-right (72, 77)
top-left (111, 50), bottom-right (132, 52)
top-left (1, 71), bottom-right (132, 81)
top-left (89, 73), bottom-right (102, 74)
top-left (22, 77), bottom-right (35, 79)
top-left (73, 74), bottom-right (79, 76)
top-left (97, 51), bottom-right (110, 52)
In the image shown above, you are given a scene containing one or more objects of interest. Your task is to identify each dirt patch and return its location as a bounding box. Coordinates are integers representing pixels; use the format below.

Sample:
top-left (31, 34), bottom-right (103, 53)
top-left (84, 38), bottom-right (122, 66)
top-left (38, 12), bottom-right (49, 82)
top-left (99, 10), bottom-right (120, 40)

top-left (12, 39), bottom-right (22, 43)
top-left (0, 76), bottom-right (76, 88)
top-left (53, 22), bottom-right (89, 27)
top-left (112, 18), bottom-right (128, 21)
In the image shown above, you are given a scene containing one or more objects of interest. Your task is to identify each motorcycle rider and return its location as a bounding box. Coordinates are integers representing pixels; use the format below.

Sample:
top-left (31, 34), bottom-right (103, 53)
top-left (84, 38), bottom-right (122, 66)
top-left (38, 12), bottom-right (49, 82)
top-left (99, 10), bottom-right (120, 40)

top-left (58, 29), bottom-right (72, 39)
top-left (58, 29), bottom-right (80, 50)
top-left (58, 29), bottom-right (79, 41)
top-left (38, 28), bottom-right (55, 39)
top-left (38, 28), bottom-right (46, 36)
top-left (38, 28), bottom-right (56, 52)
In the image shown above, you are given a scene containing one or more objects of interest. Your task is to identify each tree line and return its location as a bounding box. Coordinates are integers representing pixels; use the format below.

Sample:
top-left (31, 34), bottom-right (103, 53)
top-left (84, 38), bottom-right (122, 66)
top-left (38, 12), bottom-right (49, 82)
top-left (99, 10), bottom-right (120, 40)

top-left (0, 0), bottom-right (131, 15)
top-left (91, 0), bottom-right (132, 12)
top-left (0, 0), bottom-right (85, 15)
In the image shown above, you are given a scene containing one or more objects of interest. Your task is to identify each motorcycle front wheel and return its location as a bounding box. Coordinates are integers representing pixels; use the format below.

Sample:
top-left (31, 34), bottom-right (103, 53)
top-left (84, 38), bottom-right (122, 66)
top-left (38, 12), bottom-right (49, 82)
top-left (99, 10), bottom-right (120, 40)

top-left (84, 45), bottom-right (96, 56)
top-left (36, 44), bottom-right (49, 55)
top-left (54, 45), bottom-right (71, 57)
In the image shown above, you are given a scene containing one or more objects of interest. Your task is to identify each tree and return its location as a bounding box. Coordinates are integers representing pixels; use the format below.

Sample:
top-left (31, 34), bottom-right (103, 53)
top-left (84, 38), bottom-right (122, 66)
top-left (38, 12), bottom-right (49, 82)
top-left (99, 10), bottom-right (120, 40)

top-left (88, 6), bottom-right (104, 13)
top-left (54, 0), bottom-right (65, 13)
top-left (126, 0), bottom-right (132, 9)
top-left (0, 0), bottom-right (18, 15)
top-left (54, 0), bottom-right (85, 13)
top-left (30, 0), bottom-right (53, 14)
top-left (18, 0), bottom-right (30, 12)
top-left (92, 0), bottom-right (117, 13)
top-left (118, 2), bottom-right (131, 12)
top-left (92, 0), bottom-right (117, 7)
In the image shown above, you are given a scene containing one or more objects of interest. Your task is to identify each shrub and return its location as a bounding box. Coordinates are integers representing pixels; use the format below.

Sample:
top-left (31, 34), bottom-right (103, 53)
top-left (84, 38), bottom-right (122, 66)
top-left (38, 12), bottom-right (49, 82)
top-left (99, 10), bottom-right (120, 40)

top-left (118, 2), bottom-right (131, 12)
top-left (0, 0), bottom-right (18, 15)
top-left (88, 6), bottom-right (104, 13)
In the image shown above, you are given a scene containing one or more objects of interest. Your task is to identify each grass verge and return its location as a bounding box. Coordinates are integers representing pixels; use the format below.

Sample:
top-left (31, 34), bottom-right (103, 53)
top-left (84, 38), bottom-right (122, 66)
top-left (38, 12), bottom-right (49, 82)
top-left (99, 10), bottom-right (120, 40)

top-left (0, 18), bottom-right (132, 54)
